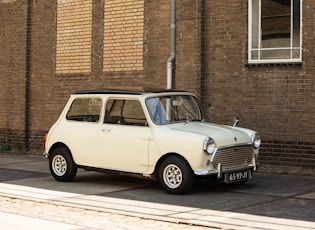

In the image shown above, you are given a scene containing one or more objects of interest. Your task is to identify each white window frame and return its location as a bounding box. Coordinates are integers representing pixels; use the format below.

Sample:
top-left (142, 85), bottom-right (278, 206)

top-left (248, 0), bottom-right (302, 64)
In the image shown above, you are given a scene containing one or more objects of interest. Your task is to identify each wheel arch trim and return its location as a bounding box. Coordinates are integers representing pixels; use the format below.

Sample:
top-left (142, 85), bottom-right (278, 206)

top-left (150, 152), bottom-right (192, 180)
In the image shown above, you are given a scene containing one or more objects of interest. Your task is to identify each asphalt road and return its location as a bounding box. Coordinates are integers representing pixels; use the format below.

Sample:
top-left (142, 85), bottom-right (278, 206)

top-left (0, 152), bottom-right (315, 230)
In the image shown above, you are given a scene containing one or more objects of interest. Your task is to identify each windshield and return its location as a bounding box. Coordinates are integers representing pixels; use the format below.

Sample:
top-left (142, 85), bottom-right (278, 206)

top-left (146, 95), bottom-right (209, 125)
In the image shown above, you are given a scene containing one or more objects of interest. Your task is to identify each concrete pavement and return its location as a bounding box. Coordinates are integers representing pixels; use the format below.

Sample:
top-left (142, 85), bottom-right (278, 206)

top-left (0, 152), bottom-right (314, 230)
top-left (0, 195), bottom-right (211, 230)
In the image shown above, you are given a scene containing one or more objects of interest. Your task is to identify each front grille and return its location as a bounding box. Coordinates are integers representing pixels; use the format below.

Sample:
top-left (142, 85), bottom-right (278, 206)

top-left (212, 145), bottom-right (253, 167)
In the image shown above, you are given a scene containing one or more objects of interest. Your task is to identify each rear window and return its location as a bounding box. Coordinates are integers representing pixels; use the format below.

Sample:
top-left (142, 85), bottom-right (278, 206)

top-left (66, 98), bottom-right (102, 122)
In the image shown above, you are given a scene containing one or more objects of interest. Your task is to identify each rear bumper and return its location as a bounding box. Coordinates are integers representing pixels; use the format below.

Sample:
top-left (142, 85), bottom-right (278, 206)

top-left (43, 151), bottom-right (49, 158)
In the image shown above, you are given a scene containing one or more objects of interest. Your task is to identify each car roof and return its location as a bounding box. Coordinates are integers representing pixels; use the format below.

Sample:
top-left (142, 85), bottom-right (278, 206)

top-left (73, 87), bottom-right (188, 95)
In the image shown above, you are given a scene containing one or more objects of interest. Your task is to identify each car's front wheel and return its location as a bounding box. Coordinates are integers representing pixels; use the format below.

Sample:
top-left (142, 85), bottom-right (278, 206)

top-left (49, 147), bottom-right (77, 182)
top-left (158, 156), bottom-right (195, 195)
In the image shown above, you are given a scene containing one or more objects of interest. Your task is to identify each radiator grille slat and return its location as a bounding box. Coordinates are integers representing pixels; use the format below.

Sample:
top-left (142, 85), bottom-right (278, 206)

top-left (213, 145), bottom-right (253, 167)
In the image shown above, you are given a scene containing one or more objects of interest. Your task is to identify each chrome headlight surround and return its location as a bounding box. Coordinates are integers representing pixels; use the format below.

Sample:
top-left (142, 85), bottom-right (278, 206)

top-left (251, 133), bottom-right (261, 149)
top-left (203, 137), bottom-right (218, 155)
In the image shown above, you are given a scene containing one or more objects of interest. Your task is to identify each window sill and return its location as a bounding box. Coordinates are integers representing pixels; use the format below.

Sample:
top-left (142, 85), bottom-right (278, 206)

top-left (245, 62), bottom-right (302, 67)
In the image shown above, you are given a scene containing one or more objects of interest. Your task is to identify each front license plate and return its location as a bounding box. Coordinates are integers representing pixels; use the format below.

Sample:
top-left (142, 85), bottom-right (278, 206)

top-left (225, 170), bottom-right (251, 183)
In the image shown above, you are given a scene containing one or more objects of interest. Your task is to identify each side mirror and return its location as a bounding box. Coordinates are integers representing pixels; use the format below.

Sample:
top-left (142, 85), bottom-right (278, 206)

top-left (233, 117), bottom-right (239, 127)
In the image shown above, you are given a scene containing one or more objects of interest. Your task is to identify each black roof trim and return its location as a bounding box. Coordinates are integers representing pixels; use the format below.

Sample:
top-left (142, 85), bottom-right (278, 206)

top-left (73, 88), bottom-right (187, 95)
top-left (74, 89), bottom-right (142, 95)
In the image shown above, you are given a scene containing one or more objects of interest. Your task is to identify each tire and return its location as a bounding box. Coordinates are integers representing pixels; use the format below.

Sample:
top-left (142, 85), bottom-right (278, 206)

top-left (159, 156), bottom-right (195, 195)
top-left (49, 147), bottom-right (77, 182)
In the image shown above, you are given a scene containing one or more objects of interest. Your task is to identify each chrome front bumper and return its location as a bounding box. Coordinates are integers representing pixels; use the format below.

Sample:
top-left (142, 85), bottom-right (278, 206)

top-left (194, 158), bottom-right (257, 179)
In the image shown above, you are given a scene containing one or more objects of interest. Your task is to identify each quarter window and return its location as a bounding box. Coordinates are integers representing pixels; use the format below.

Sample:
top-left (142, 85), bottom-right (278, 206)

top-left (248, 0), bottom-right (302, 63)
top-left (66, 98), bottom-right (102, 122)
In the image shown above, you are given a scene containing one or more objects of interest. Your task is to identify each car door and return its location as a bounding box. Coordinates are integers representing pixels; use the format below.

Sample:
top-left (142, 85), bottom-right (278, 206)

top-left (62, 97), bottom-right (102, 166)
top-left (95, 99), bottom-right (151, 173)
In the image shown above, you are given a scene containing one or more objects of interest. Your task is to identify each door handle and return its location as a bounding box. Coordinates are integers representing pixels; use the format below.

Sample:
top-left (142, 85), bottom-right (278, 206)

top-left (101, 128), bottom-right (111, 133)
top-left (143, 138), bottom-right (153, 141)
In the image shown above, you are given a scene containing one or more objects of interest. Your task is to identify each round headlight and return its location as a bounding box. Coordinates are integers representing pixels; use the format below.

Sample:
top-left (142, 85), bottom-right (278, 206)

top-left (203, 137), bottom-right (218, 155)
top-left (251, 134), bottom-right (261, 148)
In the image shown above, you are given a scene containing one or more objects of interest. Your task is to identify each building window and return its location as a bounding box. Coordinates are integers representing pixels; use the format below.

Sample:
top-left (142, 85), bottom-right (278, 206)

top-left (248, 0), bottom-right (302, 64)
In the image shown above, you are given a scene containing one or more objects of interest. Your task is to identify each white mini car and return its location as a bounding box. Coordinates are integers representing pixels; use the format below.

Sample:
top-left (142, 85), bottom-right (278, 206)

top-left (44, 89), bottom-right (261, 194)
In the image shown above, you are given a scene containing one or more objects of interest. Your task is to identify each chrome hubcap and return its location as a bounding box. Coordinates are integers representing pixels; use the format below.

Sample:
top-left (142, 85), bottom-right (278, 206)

top-left (52, 155), bottom-right (67, 176)
top-left (163, 164), bottom-right (182, 189)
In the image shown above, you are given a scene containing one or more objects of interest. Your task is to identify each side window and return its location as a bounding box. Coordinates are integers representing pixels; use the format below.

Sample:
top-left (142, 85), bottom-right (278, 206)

top-left (104, 99), bottom-right (147, 126)
top-left (248, 0), bottom-right (302, 63)
top-left (122, 100), bottom-right (147, 126)
top-left (104, 99), bottom-right (123, 124)
top-left (66, 98), bottom-right (102, 122)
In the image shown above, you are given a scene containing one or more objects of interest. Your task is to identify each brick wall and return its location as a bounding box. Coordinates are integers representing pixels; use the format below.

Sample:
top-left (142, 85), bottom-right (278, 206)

top-left (103, 0), bottom-right (144, 72)
top-left (56, 0), bottom-right (92, 74)
top-left (0, 0), bottom-right (314, 170)
top-left (201, 0), bottom-right (315, 169)
top-left (145, 0), bottom-right (203, 96)
top-left (0, 1), bottom-right (28, 150)
top-left (29, 0), bottom-right (58, 150)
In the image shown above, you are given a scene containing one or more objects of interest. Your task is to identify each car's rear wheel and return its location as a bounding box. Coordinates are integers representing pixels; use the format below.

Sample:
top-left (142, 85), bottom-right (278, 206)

top-left (49, 147), bottom-right (77, 182)
top-left (159, 156), bottom-right (194, 195)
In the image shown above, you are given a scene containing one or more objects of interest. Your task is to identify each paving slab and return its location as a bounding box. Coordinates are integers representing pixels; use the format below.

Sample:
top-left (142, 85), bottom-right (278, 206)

top-left (237, 197), bottom-right (315, 222)
top-left (4, 171), bottom-right (148, 195)
top-left (223, 173), bottom-right (315, 196)
top-left (0, 153), bottom-right (49, 174)
top-left (0, 212), bottom-right (82, 230)
top-left (0, 168), bottom-right (48, 181)
top-left (296, 191), bottom-right (315, 199)
top-left (0, 196), bottom-right (212, 230)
